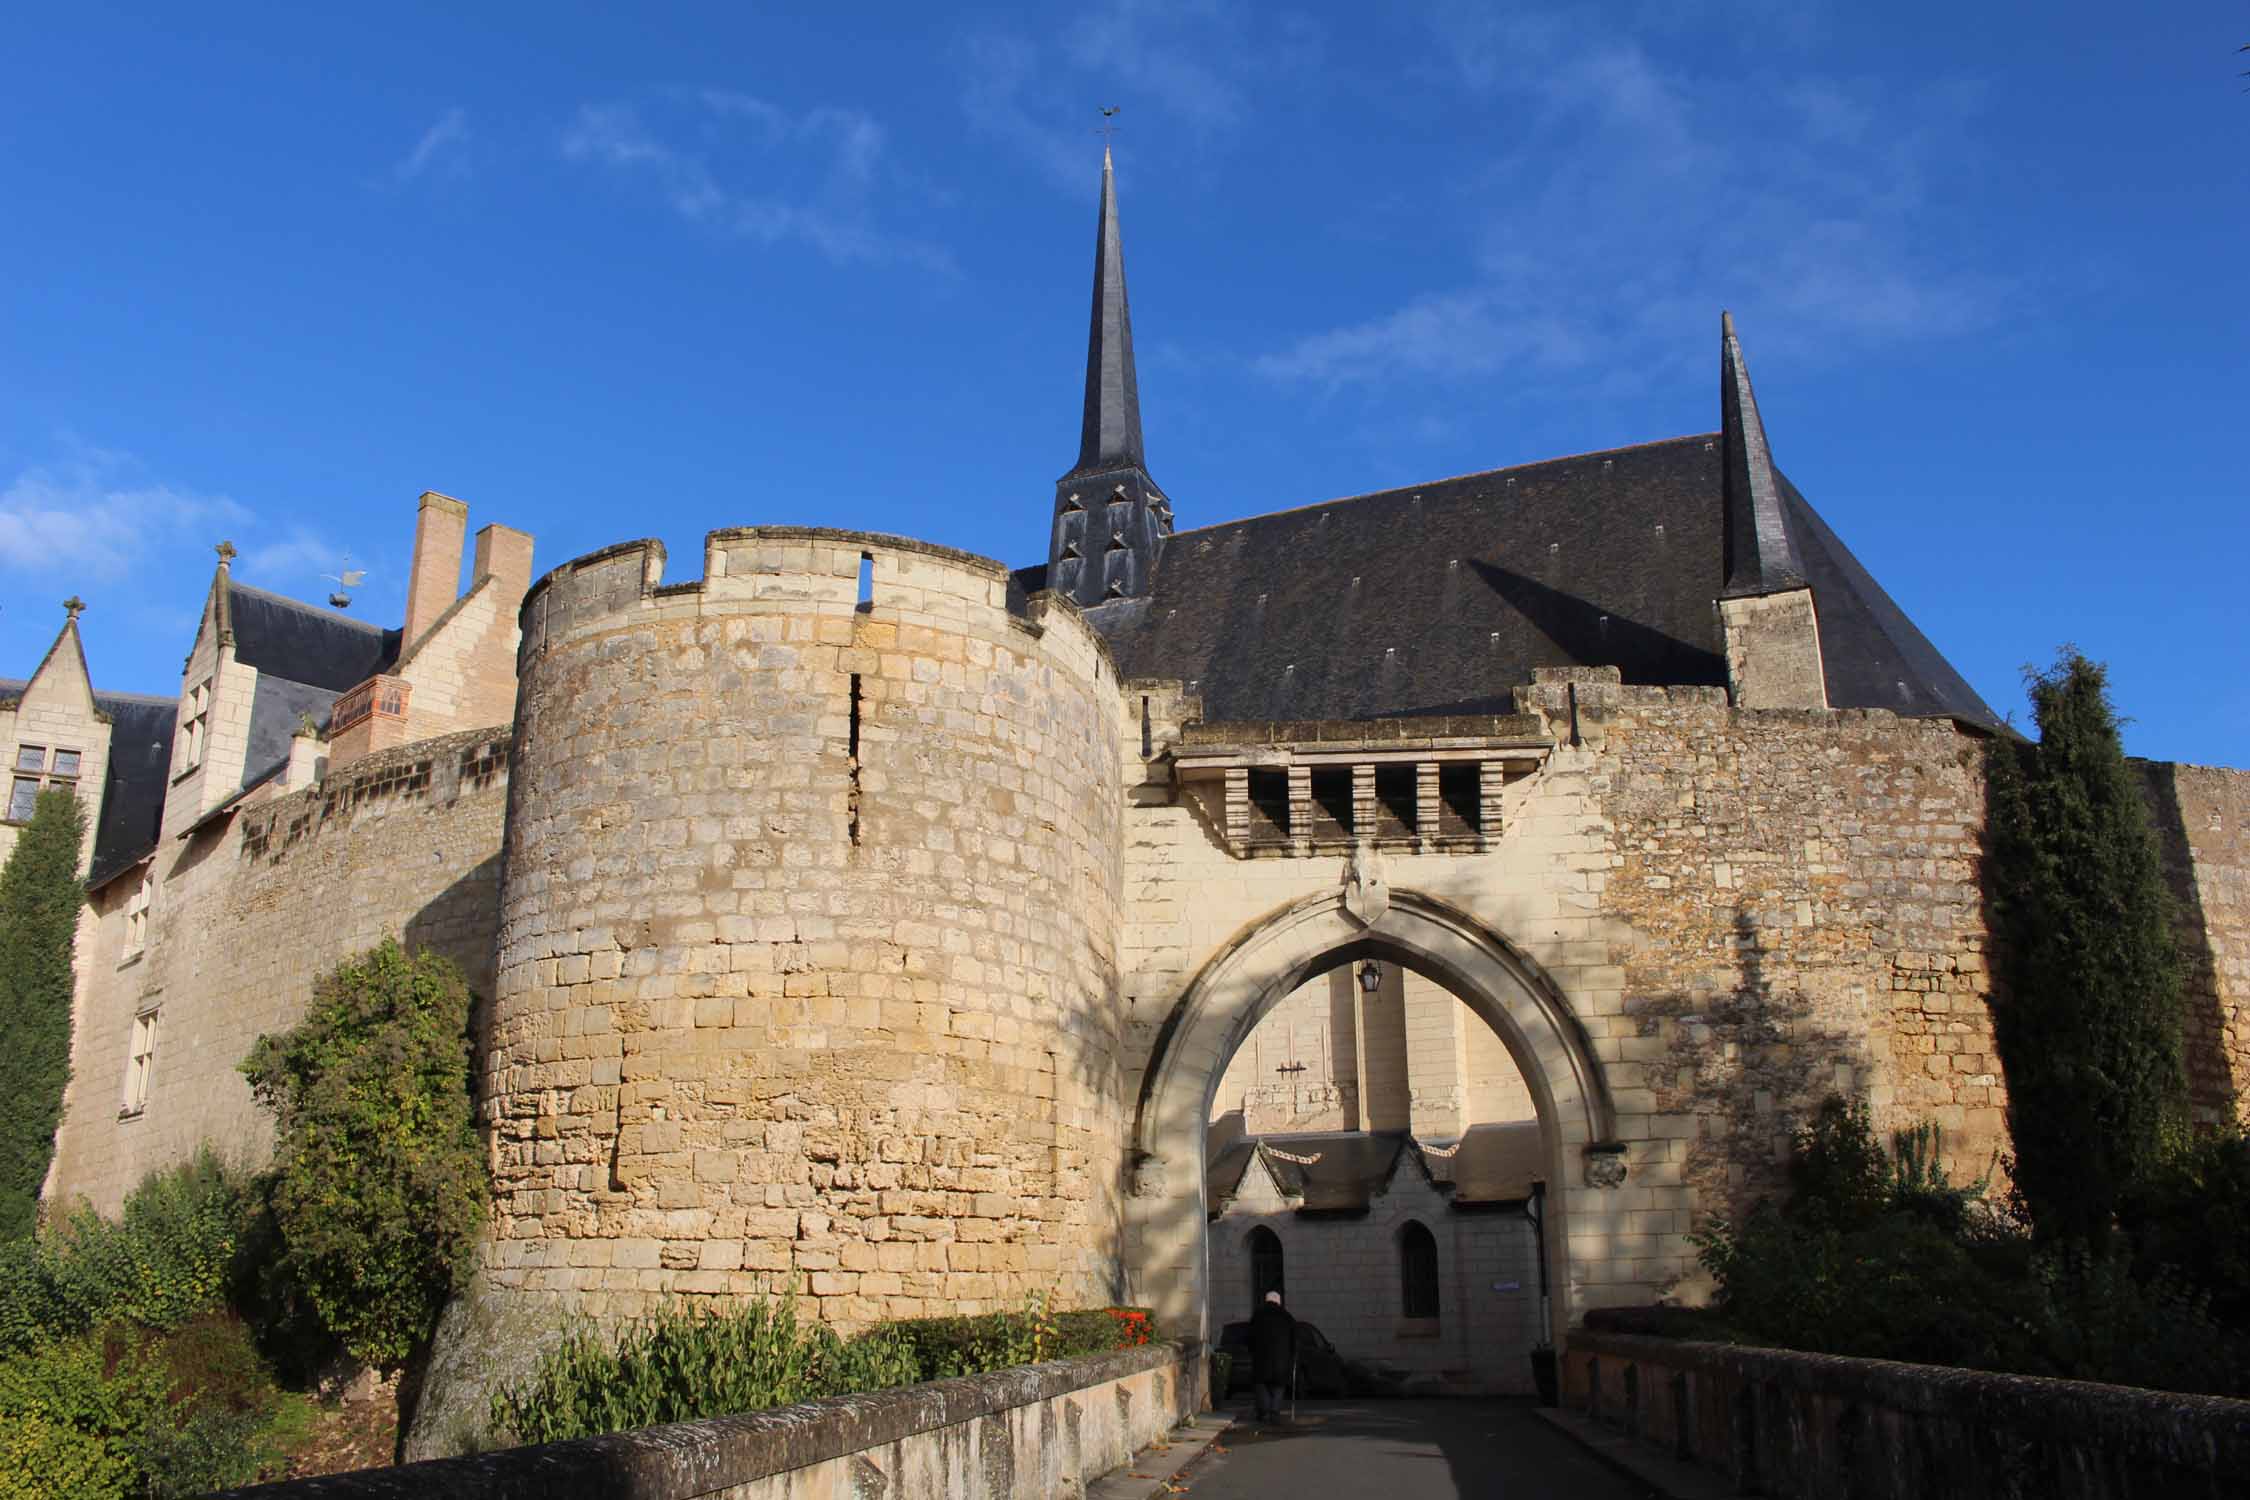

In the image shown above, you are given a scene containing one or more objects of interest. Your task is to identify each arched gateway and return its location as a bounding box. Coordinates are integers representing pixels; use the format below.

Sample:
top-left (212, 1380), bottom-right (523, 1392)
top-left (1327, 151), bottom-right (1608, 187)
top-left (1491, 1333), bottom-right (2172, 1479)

top-left (1124, 887), bottom-right (1616, 1349)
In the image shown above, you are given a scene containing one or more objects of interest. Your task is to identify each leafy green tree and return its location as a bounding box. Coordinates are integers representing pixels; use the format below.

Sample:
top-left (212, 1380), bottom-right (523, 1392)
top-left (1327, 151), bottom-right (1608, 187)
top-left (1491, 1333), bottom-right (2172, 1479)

top-left (240, 939), bottom-right (486, 1368)
top-left (1984, 650), bottom-right (2185, 1242)
top-left (0, 788), bottom-right (87, 1239)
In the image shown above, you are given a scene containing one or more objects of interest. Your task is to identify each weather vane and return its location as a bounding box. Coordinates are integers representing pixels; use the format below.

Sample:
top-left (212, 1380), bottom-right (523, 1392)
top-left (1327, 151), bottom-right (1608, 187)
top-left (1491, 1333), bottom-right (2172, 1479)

top-left (1095, 105), bottom-right (1121, 146)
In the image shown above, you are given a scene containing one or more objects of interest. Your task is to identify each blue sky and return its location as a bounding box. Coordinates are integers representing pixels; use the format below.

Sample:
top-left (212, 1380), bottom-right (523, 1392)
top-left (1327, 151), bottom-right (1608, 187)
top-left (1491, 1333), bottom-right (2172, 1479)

top-left (2, 2), bottom-right (2244, 763)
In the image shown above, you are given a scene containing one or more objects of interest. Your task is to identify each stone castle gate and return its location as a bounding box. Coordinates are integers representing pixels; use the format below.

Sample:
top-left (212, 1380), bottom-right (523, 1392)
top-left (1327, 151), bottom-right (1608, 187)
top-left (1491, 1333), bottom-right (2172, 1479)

top-left (1123, 887), bottom-right (1614, 1351)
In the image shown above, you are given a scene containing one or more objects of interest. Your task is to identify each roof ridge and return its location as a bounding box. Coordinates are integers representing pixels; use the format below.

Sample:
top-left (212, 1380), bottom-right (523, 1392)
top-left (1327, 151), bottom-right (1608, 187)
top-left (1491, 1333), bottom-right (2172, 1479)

top-left (1164, 432), bottom-right (1719, 539)
top-left (226, 578), bottom-right (388, 635)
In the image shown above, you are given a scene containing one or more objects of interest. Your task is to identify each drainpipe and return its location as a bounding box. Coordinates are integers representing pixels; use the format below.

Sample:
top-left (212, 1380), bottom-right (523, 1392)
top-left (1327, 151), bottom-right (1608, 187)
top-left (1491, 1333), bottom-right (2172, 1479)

top-left (1527, 1177), bottom-right (1552, 1337)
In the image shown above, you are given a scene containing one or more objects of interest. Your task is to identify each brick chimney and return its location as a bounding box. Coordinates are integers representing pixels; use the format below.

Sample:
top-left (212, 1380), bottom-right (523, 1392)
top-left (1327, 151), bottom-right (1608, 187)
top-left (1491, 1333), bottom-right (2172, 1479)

top-left (403, 491), bottom-right (469, 650)
top-left (471, 522), bottom-right (536, 607)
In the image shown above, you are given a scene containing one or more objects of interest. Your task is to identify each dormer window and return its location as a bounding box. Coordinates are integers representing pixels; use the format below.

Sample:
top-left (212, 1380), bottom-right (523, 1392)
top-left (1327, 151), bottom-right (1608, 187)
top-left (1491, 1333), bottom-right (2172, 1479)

top-left (177, 679), bottom-right (211, 773)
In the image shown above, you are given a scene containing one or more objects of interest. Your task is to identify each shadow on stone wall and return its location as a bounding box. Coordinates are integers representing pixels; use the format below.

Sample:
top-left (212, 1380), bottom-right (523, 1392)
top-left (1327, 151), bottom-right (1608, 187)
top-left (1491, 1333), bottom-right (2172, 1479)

top-left (402, 852), bottom-right (503, 1003)
top-left (2138, 761), bottom-right (2235, 1122)
top-left (1641, 909), bottom-right (1871, 1222)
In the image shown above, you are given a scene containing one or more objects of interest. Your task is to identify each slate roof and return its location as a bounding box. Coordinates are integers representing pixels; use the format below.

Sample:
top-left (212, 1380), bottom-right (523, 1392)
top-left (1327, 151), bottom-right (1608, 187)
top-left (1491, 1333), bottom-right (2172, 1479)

top-left (226, 581), bottom-right (400, 693)
top-left (1021, 434), bottom-right (2002, 730)
top-left (1, 680), bottom-right (178, 889)
top-left (86, 692), bottom-right (177, 888)
top-left (1207, 1129), bottom-right (1511, 1217)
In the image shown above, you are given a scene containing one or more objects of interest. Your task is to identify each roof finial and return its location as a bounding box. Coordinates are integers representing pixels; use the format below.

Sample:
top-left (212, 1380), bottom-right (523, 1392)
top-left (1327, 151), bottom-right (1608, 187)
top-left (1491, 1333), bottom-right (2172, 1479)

top-left (1719, 312), bottom-right (1807, 597)
top-left (63, 596), bottom-right (85, 620)
top-left (215, 540), bottom-right (238, 565)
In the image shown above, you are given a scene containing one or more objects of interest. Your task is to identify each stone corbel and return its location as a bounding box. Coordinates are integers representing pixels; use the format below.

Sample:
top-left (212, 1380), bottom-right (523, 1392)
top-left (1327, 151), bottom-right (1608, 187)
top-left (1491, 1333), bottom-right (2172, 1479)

top-left (1583, 1141), bottom-right (1629, 1189)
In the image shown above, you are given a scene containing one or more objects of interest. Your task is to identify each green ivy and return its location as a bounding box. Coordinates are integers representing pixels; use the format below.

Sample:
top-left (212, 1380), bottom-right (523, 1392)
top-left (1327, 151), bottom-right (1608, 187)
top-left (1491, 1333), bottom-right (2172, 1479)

top-left (0, 788), bottom-right (87, 1240)
top-left (1985, 650), bottom-right (2186, 1242)
top-left (240, 939), bottom-right (487, 1369)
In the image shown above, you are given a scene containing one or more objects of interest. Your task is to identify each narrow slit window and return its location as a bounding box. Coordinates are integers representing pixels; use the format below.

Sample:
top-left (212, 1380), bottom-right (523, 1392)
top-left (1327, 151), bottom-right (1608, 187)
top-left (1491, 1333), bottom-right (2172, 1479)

top-left (1400, 1220), bottom-right (1439, 1319)
top-left (856, 552), bottom-right (874, 608)
top-left (847, 673), bottom-right (864, 845)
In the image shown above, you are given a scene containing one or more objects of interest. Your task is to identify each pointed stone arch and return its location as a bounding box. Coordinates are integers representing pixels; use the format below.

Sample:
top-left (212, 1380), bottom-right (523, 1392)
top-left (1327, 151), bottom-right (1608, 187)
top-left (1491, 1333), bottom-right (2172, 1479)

top-left (1125, 886), bottom-right (1615, 1348)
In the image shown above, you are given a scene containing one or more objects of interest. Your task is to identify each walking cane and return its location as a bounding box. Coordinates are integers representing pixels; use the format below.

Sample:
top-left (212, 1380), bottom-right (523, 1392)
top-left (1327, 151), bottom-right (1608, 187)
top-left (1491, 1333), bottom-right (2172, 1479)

top-left (1290, 1352), bottom-right (1298, 1423)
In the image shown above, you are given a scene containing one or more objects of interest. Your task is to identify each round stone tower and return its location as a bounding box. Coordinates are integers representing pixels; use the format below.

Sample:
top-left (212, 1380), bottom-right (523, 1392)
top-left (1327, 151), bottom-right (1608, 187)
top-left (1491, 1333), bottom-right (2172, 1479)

top-left (485, 527), bottom-right (1127, 1327)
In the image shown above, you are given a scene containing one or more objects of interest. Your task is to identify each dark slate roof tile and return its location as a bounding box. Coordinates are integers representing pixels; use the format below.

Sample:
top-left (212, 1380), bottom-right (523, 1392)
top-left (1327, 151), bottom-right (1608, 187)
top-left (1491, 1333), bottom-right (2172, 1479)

top-left (226, 581), bottom-right (400, 693)
top-left (1059, 436), bottom-right (2002, 730)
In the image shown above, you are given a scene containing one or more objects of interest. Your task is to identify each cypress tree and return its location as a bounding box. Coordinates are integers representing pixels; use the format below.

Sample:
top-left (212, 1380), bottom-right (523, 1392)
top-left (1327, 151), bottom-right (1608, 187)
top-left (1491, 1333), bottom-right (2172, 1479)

top-left (1984, 650), bottom-right (2184, 1242)
top-left (0, 788), bottom-right (87, 1239)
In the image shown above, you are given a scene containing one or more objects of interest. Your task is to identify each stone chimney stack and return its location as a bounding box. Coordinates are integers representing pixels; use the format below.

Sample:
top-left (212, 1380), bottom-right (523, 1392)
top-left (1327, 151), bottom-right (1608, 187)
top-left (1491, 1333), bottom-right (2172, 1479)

top-left (471, 522), bottom-right (536, 607)
top-left (403, 491), bottom-right (470, 650)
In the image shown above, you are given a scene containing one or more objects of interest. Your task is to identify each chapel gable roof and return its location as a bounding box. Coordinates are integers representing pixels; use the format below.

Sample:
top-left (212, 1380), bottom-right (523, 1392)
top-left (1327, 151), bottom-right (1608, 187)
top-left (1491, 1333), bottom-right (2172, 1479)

top-left (1044, 435), bottom-right (2001, 730)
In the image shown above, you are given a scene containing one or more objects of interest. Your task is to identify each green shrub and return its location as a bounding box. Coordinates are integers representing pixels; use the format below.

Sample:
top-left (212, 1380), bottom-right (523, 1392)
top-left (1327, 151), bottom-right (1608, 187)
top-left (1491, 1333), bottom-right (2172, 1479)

top-left (489, 1292), bottom-right (921, 1445)
top-left (241, 939), bottom-right (487, 1369)
top-left (1695, 1097), bottom-right (2250, 1397)
top-left (0, 1150), bottom-right (255, 1354)
top-left (884, 1301), bottom-right (1157, 1380)
top-left (2124, 1126), bottom-right (2250, 1330)
top-left (135, 1403), bottom-right (282, 1499)
top-left (0, 1327), bottom-right (169, 1500)
top-left (0, 788), bottom-right (87, 1239)
top-left (489, 1293), bottom-right (1160, 1446)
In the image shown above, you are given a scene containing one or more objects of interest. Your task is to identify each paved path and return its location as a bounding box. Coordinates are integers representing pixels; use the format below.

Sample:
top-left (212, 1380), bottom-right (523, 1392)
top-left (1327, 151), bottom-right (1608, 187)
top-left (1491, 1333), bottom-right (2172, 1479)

top-left (1172, 1398), bottom-right (1660, 1499)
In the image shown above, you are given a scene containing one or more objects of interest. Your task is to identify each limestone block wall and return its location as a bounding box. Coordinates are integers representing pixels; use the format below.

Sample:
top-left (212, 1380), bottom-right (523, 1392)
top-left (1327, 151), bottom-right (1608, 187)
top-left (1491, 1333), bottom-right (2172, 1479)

top-left (488, 528), bottom-right (1126, 1331)
top-left (1208, 1161), bottom-right (1541, 1391)
top-left (47, 728), bottom-right (510, 1213)
top-left (1122, 671), bottom-right (2009, 1323)
top-left (2142, 760), bottom-right (2250, 1124)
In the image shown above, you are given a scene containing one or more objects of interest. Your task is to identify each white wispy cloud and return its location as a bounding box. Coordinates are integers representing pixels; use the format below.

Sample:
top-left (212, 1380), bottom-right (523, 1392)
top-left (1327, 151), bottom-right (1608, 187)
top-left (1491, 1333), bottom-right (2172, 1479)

top-left (562, 95), bottom-right (951, 271)
top-left (958, 0), bottom-right (1324, 191)
top-left (239, 526), bottom-right (349, 588)
top-left (1257, 6), bottom-right (2007, 389)
top-left (391, 107), bottom-right (471, 184)
top-left (0, 446), bottom-right (249, 580)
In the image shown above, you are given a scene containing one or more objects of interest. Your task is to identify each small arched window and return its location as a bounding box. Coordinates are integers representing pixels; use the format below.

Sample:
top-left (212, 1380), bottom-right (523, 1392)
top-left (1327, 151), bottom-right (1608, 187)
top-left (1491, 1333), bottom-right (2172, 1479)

top-left (1400, 1220), bottom-right (1439, 1319)
top-left (1248, 1226), bottom-right (1285, 1311)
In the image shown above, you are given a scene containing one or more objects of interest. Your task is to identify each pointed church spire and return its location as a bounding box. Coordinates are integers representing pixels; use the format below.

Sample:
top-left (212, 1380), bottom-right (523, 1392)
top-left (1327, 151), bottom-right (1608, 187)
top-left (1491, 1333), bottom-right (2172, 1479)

top-left (1047, 149), bottom-right (1169, 609)
top-left (1719, 311), bottom-right (1807, 598)
top-left (1070, 146), bottom-right (1146, 478)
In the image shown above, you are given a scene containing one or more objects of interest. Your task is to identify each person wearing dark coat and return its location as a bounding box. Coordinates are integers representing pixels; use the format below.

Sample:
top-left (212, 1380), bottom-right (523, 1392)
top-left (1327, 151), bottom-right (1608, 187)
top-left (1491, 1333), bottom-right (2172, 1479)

top-left (1248, 1290), bottom-right (1297, 1423)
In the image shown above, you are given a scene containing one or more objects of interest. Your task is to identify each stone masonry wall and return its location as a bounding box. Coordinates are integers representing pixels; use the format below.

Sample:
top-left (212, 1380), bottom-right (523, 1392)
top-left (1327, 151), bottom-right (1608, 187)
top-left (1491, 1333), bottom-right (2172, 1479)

top-left (48, 727), bottom-right (510, 1214)
top-left (1121, 669), bottom-right (2004, 1320)
top-left (2142, 759), bottom-right (2250, 1124)
top-left (484, 528), bottom-right (1126, 1337)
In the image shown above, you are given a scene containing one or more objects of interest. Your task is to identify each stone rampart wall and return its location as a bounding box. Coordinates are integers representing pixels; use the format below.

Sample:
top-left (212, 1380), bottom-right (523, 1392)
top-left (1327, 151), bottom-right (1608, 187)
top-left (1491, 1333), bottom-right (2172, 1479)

top-left (1563, 1331), bottom-right (2250, 1499)
top-left (231, 1339), bottom-right (1204, 1500)
top-left (47, 727), bottom-right (510, 1213)
top-left (1121, 670), bottom-right (2003, 1322)
top-left (2142, 759), bottom-right (2250, 1123)
top-left (485, 529), bottom-right (1126, 1341)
